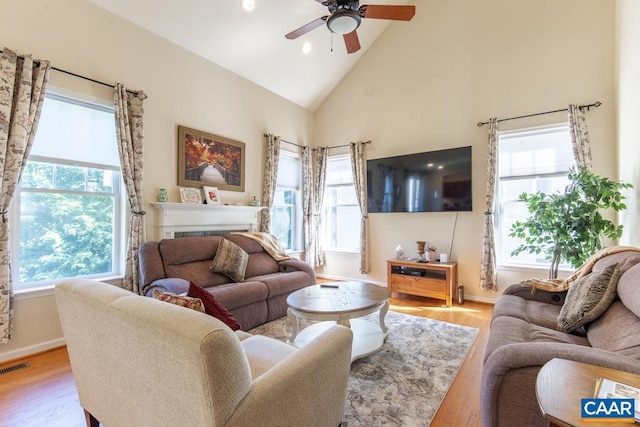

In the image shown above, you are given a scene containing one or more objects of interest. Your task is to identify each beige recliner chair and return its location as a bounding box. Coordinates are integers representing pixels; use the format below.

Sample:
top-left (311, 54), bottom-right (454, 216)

top-left (55, 279), bottom-right (353, 427)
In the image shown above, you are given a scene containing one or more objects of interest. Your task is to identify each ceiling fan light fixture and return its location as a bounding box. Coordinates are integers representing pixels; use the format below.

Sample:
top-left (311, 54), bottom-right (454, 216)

top-left (326, 9), bottom-right (360, 34)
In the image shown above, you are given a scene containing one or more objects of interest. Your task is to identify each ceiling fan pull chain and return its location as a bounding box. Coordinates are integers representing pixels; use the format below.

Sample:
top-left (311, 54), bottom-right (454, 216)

top-left (331, 32), bottom-right (334, 52)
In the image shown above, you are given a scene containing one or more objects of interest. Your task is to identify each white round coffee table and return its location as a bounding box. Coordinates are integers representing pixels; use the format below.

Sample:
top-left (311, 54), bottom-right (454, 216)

top-left (286, 281), bottom-right (390, 362)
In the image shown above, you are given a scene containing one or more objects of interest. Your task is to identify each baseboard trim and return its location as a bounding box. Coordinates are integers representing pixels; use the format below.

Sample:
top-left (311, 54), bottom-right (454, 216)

top-left (466, 295), bottom-right (497, 305)
top-left (0, 338), bottom-right (66, 364)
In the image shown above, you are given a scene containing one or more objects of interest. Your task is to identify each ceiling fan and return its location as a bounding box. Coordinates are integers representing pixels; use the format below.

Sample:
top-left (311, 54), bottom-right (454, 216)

top-left (285, 1), bottom-right (416, 54)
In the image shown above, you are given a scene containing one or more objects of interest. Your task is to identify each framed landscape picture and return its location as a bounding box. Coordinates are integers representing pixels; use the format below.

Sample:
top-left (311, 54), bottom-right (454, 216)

top-left (177, 125), bottom-right (245, 192)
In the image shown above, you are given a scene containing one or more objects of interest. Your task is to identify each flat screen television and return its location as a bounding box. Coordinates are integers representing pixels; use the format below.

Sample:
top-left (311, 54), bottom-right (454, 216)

top-left (367, 146), bottom-right (472, 213)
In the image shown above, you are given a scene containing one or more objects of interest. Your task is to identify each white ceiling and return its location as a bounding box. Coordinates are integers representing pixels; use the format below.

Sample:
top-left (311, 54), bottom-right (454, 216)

top-left (88, 0), bottom-right (411, 111)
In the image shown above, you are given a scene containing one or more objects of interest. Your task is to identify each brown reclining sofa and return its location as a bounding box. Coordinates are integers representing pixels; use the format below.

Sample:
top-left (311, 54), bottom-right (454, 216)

top-left (139, 234), bottom-right (315, 330)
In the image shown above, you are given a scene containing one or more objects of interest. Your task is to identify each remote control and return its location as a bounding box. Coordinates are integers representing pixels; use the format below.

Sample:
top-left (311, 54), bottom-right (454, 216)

top-left (320, 284), bottom-right (339, 288)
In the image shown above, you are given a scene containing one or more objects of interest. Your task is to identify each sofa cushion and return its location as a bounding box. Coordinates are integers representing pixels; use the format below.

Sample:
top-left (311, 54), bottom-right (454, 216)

top-left (617, 263), bottom-right (640, 318)
top-left (158, 237), bottom-right (232, 287)
top-left (225, 234), bottom-right (270, 254)
top-left (244, 253), bottom-right (281, 278)
top-left (587, 300), bottom-right (640, 359)
top-left (250, 271), bottom-right (311, 297)
top-left (159, 236), bottom-right (222, 264)
top-left (491, 294), bottom-right (562, 330)
top-left (557, 263), bottom-right (620, 333)
top-left (226, 234), bottom-right (280, 277)
top-left (210, 238), bottom-right (249, 282)
top-left (208, 281), bottom-right (269, 310)
top-left (188, 282), bottom-right (242, 331)
top-left (152, 290), bottom-right (205, 313)
top-left (140, 241), bottom-right (167, 288)
top-left (165, 260), bottom-right (231, 288)
top-left (484, 315), bottom-right (590, 362)
top-left (165, 258), bottom-right (231, 287)
top-left (591, 250), bottom-right (640, 275)
top-left (241, 335), bottom-right (298, 379)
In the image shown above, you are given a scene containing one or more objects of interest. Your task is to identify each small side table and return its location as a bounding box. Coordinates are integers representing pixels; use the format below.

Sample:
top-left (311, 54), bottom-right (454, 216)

top-left (536, 358), bottom-right (640, 427)
top-left (387, 259), bottom-right (457, 307)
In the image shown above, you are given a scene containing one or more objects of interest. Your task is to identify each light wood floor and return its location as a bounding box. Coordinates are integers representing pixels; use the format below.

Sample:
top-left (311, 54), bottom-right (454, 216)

top-left (0, 292), bottom-right (492, 427)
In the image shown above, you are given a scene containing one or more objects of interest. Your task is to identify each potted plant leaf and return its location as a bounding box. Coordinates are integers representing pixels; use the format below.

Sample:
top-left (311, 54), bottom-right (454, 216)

top-left (509, 167), bottom-right (632, 279)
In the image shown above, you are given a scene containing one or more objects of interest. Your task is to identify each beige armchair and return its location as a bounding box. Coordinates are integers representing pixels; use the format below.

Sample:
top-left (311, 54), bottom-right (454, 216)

top-left (55, 279), bottom-right (353, 427)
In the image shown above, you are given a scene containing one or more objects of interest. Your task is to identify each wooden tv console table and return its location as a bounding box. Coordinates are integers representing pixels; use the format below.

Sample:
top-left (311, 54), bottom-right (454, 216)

top-left (387, 259), bottom-right (458, 307)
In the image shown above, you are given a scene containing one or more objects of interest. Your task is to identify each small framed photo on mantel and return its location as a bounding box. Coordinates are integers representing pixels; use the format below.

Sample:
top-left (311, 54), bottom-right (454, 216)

top-left (179, 187), bottom-right (202, 204)
top-left (203, 186), bottom-right (221, 205)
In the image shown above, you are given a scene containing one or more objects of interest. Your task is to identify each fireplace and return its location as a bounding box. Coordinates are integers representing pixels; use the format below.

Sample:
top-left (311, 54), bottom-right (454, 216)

top-left (151, 203), bottom-right (264, 240)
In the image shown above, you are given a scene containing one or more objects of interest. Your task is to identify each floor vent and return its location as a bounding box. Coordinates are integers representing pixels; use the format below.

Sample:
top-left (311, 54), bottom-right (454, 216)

top-left (0, 362), bottom-right (30, 375)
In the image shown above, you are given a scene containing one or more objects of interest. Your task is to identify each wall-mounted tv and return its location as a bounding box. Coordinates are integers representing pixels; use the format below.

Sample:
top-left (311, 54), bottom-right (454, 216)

top-left (367, 146), bottom-right (472, 213)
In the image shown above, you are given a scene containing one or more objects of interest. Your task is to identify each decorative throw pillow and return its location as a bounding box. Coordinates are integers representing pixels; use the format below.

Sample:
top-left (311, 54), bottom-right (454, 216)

top-left (557, 263), bottom-right (620, 333)
top-left (187, 282), bottom-right (242, 331)
top-left (210, 237), bottom-right (249, 282)
top-left (152, 289), bottom-right (205, 313)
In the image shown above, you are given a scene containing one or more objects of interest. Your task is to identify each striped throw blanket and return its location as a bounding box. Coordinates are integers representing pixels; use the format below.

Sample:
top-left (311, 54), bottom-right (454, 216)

top-left (522, 245), bottom-right (640, 293)
top-left (231, 232), bottom-right (291, 261)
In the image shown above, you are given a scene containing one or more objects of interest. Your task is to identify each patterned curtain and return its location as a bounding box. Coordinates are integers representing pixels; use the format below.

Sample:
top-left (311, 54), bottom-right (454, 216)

top-left (114, 83), bottom-right (146, 295)
top-left (568, 104), bottom-right (593, 171)
top-left (350, 142), bottom-right (370, 274)
top-left (480, 118), bottom-right (498, 292)
top-left (0, 48), bottom-right (50, 343)
top-left (309, 147), bottom-right (327, 267)
top-left (302, 147), bottom-right (312, 262)
top-left (260, 133), bottom-right (281, 232)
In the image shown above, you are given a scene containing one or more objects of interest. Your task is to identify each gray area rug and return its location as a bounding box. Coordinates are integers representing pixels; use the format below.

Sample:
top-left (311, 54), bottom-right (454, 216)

top-left (249, 310), bottom-right (479, 426)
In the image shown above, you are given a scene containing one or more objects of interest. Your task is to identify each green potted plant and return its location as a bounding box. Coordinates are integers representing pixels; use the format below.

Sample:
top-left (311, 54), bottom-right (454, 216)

top-left (509, 167), bottom-right (632, 279)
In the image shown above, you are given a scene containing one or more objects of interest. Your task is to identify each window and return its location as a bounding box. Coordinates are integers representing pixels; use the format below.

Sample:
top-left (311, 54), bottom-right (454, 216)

top-left (12, 93), bottom-right (124, 291)
top-left (322, 155), bottom-right (360, 252)
top-left (270, 151), bottom-right (302, 251)
top-left (496, 124), bottom-right (575, 268)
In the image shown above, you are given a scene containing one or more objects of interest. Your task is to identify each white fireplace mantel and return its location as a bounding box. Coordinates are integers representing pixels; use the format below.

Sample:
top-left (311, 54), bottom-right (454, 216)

top-left (151, 202), bottom-right (264, 239)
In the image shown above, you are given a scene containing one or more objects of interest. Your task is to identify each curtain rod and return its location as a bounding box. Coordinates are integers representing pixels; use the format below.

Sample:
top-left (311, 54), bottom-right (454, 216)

top-left (314, 140), bottom-right (372, 151)
top-left (476, 101), bottom-right (601, 127)
top-left (263, 134), bottom-right (372, 150)
top-left (266, 136), bottom-right (304, 148)
top-left (0, 49), bottom-right (146, 99)
top-left (51, 66), bottom-right (147, 99)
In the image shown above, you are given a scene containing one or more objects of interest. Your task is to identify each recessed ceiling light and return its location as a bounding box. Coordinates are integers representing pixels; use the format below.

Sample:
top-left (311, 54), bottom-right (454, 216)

top-left (302, 42), bottom-right (312, 54)
top-left (241, 0), bottom-right (255, 12)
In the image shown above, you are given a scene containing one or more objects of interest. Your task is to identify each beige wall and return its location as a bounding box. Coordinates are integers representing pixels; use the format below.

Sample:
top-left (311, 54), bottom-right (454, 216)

top-left (0, 0), bottom-right (313, 362)
top-left (314, 0), bottom-right (617, 302)
top-left (616, 0), bottom-right (640, 246)
top-left (0, 0), bottom-right (631, 362)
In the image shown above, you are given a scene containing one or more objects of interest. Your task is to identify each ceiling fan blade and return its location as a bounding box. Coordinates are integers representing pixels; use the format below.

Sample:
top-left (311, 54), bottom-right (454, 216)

top-left (343, 30), bottom-right (361, 54)
top-left (285, 16), bottom-right (327, 40)
top-left (359, 5), bottom-right (416, 21)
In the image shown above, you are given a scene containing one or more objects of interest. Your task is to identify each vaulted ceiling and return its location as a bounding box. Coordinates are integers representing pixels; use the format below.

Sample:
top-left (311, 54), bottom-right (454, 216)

top-left (88, 0), bottom-right (412, 111)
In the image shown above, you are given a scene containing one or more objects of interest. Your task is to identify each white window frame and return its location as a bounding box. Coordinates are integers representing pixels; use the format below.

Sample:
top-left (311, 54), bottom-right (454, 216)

top-left (495, 123), bottom-right (575, 272)
top-left (11, 93), bottom-right (126, 293)
top-left (271, 150), bottom-right (302, 251)
top-left (322, 154), bottom-right (360, 253)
